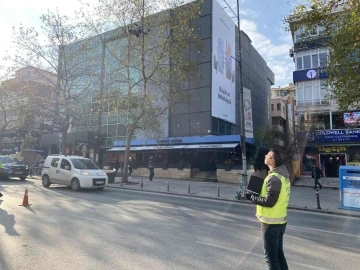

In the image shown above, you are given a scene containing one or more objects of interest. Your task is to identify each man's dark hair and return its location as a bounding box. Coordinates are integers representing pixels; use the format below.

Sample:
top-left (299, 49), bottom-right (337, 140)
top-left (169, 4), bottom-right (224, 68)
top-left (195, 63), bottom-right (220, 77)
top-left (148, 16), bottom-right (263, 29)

top-left (270, 148), bottom-right (284, 167)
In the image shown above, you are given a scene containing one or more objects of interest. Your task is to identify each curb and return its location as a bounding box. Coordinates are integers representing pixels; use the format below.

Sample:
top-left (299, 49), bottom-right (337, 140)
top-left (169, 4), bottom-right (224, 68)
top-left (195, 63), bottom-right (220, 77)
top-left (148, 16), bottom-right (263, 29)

top-left (292, 184), bottom-right (339, 190)
top-left (107, 184), bottom-right (253, 205)
top-left (107, 185), bottom-right (360, 218)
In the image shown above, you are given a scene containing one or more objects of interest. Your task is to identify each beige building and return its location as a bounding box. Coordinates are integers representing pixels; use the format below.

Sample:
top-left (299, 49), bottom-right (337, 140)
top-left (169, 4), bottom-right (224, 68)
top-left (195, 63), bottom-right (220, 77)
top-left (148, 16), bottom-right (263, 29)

top-left (270, 84), bottom-right (296, 147)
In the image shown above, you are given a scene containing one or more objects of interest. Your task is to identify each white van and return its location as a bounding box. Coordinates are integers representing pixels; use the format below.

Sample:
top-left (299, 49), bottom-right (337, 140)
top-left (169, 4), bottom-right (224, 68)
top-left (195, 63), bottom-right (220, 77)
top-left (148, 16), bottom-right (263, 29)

top-left (41, 155), bottom-right (108, 191)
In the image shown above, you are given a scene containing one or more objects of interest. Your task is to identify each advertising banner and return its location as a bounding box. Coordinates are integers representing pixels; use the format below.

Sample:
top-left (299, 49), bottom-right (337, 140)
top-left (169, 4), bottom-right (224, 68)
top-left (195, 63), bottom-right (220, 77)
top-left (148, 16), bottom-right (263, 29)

top-left (344, 112), bottom-right (360, 125)
top-left (243, 87), bottom-right (254, 139)
top-left (212, 0), bottom-right (236, 124)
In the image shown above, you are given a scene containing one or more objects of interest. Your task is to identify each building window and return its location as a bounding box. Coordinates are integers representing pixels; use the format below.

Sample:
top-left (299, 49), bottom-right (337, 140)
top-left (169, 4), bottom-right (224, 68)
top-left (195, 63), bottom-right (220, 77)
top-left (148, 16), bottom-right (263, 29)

top-left (319, 53), bottom-right (328, 67)
top-left (277, 103), bottom-right (281, 110)
top-left (271, 104), bottom-right (274, 111)
top-left (296, 57), bottom-right (303, 70)
top-left (297, 111), bottom-right (331, 131)
top-left (295, 25), bottom-right (327, 43)
top-left (295, 49), bottom-right (328, 70)
top-left (312, 54), bottom-right (319, 67)
top-left (296, 81), bottom-right (330, 107)
top-left (303, 55), bottom-right (311, 69)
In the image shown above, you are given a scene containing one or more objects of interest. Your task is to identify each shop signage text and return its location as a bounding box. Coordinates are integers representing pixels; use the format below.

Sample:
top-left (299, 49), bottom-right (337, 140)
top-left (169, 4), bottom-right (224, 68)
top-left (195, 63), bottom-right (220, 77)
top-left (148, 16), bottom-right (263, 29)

top-left (298, 129), bottom-right (360, 143)
top-left (293, 67), bottom-right (329, 83)
top-left (156, 139), bottom-right (183, 144)
top-left (318, 146), bottom-right (347, 153)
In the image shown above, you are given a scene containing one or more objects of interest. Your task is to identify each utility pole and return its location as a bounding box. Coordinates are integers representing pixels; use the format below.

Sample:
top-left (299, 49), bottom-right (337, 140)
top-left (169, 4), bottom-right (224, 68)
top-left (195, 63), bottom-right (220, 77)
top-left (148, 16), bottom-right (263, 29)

top-left (223, 0), bottom-right (247, 199)
top-left (236, 0), bottom-right (248, 199)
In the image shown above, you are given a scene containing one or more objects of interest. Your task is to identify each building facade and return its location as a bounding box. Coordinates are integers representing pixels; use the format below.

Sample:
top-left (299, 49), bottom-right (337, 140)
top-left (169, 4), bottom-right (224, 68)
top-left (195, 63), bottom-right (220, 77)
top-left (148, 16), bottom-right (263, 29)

top-left (290, 23), bottom-right (360, 178)
top-left (59, 0), bottom-right (274, 181)
top-left (270, 84), bottom-right (296, 147)
top-left (0, 66), bottom-right (57, 156)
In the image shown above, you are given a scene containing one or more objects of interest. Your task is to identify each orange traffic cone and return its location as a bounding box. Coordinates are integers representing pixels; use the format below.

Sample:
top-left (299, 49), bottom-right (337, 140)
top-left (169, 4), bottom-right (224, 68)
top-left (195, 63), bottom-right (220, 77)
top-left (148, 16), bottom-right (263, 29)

top-left (20, 189), bottom-right (31, 206)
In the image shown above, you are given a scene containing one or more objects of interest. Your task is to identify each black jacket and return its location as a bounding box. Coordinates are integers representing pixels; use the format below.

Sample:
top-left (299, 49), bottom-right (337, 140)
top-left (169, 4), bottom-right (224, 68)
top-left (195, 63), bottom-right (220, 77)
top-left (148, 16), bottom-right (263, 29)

top-left (312, 167), bottom-right (321, 180)
top-left (247, 164), bottom-right (290, 208)
top-left (149, 159), bottom-right (155, 169)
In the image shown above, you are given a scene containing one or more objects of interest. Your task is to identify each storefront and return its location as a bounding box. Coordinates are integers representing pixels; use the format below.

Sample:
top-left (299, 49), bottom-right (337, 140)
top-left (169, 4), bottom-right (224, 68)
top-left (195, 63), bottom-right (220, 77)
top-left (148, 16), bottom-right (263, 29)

top-left (106, 135), bottom-right (254, 182)
top-left (298, 129), bottom-right (360, 177)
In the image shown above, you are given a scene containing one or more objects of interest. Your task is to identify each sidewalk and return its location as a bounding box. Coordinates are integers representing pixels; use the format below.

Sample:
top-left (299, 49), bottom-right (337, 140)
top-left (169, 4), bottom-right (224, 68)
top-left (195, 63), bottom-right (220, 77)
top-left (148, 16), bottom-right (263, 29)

top-left (293, 176), bottom-right (339, 189)
top-left (108, 176), bottom-right (360, 218)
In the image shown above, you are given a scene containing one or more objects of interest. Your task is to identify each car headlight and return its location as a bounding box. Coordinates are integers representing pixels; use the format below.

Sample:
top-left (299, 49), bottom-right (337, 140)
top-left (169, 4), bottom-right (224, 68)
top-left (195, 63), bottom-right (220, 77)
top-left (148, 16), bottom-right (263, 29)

top-left (80, 171), bottom-right (90, 176)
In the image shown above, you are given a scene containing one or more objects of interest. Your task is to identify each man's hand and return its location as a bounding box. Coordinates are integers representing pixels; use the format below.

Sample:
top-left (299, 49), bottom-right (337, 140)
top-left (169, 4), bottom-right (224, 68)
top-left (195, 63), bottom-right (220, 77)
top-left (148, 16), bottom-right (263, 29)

top-left (245, 190), bottom-right (252, 200)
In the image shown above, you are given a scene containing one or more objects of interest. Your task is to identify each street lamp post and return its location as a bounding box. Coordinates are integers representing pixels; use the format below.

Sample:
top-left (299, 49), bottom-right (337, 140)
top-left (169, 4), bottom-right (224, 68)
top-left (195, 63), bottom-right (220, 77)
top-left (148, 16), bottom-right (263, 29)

top-left (223, 0), bottom-right (247, 199)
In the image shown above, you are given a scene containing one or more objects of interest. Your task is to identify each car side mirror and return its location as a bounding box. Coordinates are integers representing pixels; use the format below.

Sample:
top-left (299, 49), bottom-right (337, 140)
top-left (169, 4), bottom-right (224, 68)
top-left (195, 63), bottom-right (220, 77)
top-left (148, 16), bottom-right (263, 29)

top-left (65, 166), bottom-right (70, 170)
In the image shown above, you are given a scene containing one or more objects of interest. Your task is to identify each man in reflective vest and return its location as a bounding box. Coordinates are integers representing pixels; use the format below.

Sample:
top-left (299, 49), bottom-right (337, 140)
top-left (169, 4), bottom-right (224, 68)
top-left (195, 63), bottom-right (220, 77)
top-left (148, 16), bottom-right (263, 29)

top-left (246, 148), bottom-right (291, 270)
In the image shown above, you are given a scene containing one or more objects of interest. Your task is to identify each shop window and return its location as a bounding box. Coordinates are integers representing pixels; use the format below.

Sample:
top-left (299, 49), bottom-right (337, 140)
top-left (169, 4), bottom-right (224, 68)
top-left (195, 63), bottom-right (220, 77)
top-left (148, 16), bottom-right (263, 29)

top-left (225, 122), bottom-right (232, 135)
top-left (332, 112), bottom-right (346, 129)
top-left (212, 117), bottom-right (218, 134)
top-left (219, 120), bottom-right (225, 134)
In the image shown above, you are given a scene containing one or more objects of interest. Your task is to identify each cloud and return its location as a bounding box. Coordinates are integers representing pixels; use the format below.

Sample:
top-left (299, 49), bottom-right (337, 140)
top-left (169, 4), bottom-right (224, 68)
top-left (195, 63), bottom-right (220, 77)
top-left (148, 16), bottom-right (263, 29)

top-left (239, 8), bottom-right (259, 18)
top-left (240, 19), bottom-right (293, 86)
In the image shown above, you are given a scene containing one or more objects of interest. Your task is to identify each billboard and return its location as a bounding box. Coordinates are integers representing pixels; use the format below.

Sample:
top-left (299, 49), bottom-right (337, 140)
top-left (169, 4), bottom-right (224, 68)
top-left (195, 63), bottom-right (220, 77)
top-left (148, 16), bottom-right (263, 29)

top-left (243, 87), bottom-right (254, 139)
top-left (344, 112), bottom-right (360, 125)
top-left (212, 0), bottom-right (236, 124)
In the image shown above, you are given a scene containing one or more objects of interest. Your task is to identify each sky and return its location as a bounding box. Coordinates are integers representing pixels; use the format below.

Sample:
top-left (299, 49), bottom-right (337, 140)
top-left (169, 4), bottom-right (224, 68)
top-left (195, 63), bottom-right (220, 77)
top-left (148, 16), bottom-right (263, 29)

top-left (0, 0), bottom-right (302, 87)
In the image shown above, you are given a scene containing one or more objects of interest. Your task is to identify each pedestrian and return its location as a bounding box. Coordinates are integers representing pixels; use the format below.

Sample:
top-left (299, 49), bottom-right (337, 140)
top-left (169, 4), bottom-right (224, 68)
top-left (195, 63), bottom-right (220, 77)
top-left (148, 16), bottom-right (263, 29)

top-left (149, 156), bottom-right (155, 181)
top-left (245, 148), bottom-right (291, 270)
top-left (312, 164), bottom-right (323, 190)
top-left (114, 160), bottom-right (120, 173)
top-left (128, 157), bottom-right (133, 177)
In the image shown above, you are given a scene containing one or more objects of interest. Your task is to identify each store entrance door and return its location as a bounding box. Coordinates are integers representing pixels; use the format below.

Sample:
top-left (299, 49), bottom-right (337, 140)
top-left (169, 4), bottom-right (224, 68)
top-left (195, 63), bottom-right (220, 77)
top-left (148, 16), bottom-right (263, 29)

top-left (319, 153), bottom-right (346, 178)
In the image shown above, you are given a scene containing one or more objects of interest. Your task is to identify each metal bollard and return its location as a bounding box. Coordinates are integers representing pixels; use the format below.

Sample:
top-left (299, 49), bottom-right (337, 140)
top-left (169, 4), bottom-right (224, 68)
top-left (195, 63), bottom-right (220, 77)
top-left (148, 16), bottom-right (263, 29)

top-left (316, 189), bottom-right (321, 209)
top-left (188, 182), bottom-right (190, 194)
top-left (141, 180), bottom-right (143, 189)
top-left (217, 186), bottom-right (220, 197)
top-left (167, 181), bottom-right (170, 192)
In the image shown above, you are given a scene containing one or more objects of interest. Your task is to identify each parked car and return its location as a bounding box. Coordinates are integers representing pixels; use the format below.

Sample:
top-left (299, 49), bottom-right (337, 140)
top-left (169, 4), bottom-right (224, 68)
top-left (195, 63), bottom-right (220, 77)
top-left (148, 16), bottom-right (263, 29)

top-left (0, 155), bottom-right (29, 181)
top-left (41, 155), bottom-right (108, 191)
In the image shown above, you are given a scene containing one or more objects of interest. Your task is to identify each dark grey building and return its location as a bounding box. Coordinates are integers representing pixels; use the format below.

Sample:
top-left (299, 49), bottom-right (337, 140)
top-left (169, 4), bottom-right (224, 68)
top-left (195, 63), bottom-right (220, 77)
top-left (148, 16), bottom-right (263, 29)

top-left (58, 0), bottom-right (274, 164)
top-left (169, 0), bottom-right (274, 138)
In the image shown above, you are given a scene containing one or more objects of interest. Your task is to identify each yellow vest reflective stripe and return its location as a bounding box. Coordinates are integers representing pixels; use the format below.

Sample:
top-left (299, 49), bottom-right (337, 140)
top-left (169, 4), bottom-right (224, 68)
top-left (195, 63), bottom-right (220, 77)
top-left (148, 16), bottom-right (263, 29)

top-left (256, 172), bottom-right (291, 224)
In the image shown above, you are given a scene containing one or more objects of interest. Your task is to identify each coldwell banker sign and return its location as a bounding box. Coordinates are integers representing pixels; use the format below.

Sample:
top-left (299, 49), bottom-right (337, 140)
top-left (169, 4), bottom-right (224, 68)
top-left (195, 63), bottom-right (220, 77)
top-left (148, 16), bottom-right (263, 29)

top-left (211, 0), bottom-right (236, 124)
top-left (298, 129), bottom-right (360, 144)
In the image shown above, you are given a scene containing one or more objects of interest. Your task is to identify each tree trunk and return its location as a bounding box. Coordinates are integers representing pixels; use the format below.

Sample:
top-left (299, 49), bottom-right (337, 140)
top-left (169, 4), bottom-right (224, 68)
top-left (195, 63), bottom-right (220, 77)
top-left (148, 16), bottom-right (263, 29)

top-left (121, 131), bottom-right (133, 183)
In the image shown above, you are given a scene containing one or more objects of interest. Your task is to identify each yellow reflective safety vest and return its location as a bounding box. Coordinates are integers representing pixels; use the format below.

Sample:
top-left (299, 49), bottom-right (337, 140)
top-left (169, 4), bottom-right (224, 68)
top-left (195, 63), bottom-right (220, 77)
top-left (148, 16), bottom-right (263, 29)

top-left (256, 172), bottom-right (291, 224)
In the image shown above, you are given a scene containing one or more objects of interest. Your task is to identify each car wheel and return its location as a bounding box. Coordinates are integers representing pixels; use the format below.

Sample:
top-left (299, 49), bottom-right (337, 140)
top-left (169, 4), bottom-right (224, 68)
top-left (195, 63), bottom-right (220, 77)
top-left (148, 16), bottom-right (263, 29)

top-left (42, 175), bottom-right (51, 187)
top-left (20, 177), bottom-right (27, 181)
top-left (71, 178), bottom-right (81, 191)
top-left (97, 187), bottom-right (105, 191)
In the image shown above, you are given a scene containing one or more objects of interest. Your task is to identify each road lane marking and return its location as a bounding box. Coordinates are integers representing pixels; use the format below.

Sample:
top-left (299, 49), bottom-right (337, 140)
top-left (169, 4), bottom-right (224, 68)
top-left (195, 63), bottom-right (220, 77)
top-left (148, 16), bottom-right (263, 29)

top-left (289, 224), bottom-right (360, 238)
top-left (245, 218), bottom-right (360, 238)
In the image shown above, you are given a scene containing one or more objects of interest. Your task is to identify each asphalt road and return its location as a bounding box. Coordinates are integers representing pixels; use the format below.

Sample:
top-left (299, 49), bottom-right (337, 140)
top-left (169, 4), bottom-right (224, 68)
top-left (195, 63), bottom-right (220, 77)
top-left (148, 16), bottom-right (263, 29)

top-left (0, 179), bottom-right (359, 270)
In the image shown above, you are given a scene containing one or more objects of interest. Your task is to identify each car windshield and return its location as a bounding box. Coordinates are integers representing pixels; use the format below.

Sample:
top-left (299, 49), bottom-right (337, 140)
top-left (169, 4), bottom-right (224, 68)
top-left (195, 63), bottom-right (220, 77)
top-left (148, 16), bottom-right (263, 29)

top-left (70, 159), bottom-right (98, 170)
top-left (0, 156), bottom-right (17, 164)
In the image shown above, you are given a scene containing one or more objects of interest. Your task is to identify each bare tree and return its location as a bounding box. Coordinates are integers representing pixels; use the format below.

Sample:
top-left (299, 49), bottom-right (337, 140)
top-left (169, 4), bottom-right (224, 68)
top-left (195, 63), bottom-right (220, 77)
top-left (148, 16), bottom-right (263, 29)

top-left (77, 0), bottom-right (203, 182)
top-left (5, 10), bottom-right (95, 153)
top-left (0, 78), bottom-right (28, 138)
